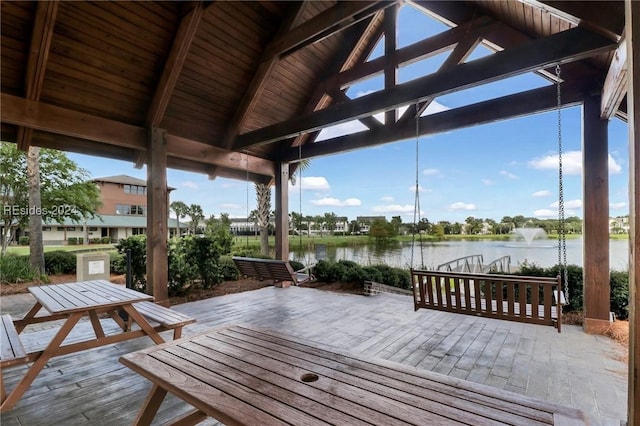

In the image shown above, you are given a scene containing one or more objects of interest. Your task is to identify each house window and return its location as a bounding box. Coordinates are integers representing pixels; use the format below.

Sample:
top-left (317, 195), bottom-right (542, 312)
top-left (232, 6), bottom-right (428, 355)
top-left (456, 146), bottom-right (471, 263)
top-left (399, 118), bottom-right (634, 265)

top-left (57, 227), bottom-right (64, 231)
top-left (132, 228), bottom-right (146, 235)
top-left (42, 226), bottom-right (51, 231)
top-left (124, 184), bottom-right (146, 195)
top-left (67, 227), bottom-right (76, 231)
top-left (116, 204), bottom-right (145, 215)
top-left (89, 227), bottom-right (98, 231)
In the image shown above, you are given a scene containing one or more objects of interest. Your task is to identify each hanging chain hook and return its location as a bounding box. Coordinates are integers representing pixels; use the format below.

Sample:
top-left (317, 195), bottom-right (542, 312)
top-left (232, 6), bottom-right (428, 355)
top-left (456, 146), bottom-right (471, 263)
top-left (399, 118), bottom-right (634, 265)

top-left (556, 64), bottom-right (569, 303)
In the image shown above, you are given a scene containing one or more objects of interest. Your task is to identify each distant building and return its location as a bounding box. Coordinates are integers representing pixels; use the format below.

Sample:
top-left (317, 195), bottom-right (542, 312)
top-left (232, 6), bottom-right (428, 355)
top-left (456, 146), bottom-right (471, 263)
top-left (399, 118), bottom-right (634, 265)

top-left (37, 175), bottom-right (185, 245)
top-left (609, 216), bottom-right (629, 234)
top-left (356, 216), bottom-right (386, 234)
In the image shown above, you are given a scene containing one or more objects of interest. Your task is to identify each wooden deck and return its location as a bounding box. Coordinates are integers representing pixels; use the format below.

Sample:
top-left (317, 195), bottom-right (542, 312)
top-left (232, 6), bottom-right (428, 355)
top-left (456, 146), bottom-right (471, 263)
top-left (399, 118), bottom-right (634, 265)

top-left (0, 286), bottom-right (628, 426)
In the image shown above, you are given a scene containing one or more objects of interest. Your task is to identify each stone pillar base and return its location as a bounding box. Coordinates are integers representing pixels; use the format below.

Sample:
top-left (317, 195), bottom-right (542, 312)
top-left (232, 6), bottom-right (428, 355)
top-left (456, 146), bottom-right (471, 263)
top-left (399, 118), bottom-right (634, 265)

top-left (275, 281), bottom-right (292, 288)
top-left (583, 316), bottom-right (613, 334)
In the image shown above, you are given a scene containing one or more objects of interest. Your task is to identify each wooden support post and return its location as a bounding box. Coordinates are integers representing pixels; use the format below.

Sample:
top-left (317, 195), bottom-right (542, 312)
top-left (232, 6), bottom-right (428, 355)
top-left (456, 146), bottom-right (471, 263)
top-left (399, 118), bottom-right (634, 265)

top-left (582, 94), bottom-right (611, 334)
top-left (274, 162), bottom-right (289, 261)
top-left (146, 127), bottom-right (169, 306)
top-left (384, 4), bottom-right (397, 126)
top-left (626, 1), bottom-right (640, 424)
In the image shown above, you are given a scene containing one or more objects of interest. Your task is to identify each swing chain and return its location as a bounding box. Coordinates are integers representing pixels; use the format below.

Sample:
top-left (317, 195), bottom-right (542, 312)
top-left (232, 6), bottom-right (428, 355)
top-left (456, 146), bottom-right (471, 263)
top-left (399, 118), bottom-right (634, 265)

top-left (556, 65), bottom-right (569, 302)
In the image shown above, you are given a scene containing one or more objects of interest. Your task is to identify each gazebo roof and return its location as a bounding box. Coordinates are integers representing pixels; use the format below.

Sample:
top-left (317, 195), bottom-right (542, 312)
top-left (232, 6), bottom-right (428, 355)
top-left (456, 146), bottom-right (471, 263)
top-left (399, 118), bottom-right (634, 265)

top-left (0, 1), bottom-right (625, 184)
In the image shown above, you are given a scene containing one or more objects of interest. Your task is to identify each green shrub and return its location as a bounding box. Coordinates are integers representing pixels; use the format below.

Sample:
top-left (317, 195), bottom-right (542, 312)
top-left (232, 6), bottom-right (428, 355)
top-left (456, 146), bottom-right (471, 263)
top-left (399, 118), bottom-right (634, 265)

top-left (219, 255), bottom-right (240, 280)
top-left (44, 251), bottom-right (76, 274)
top-left (610, 270), bottom-right (629, 320)
top-left (91, 237), bottom-right (102, 244)
top-left (101, 236), bottom-right (111, 244)
top-left (231, 247), bottom-right (270, 258)
top-left (116, 235), bottom-right (147, 292)
top-left (109, 252), bottom-right (126, 275)
top-left (313, 260), bottom-right (410, 289)
top-left (183, 235), bottom-right (223, 289)
top-left (18, 236), bottom-right (29, 246)
top-left (67, 237), bottom-right (77, 245)
top-left (289, 260), bottom-right (305, 272)
top-left (0, 255), bottom-right (36, 283)
top-left (78, 237), bottom-right (84, 245)
top-left (168, 237), bottom-right (195, 297)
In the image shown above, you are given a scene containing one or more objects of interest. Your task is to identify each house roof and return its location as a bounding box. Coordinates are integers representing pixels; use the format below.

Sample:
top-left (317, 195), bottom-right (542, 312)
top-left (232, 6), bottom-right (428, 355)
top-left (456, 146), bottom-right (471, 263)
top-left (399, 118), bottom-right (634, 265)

top-left (93, 175), bottom-right (147, 186)
top-left (0, 1), bottom-right (624, 183)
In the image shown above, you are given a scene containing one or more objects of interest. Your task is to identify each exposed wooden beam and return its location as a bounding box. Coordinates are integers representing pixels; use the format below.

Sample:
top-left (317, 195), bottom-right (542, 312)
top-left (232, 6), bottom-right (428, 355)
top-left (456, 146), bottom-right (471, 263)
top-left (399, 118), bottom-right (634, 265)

top-left (138, 2), bottom-right (204, 168)
top-left (280, 82), bottom-right (590, 162)
top-left (234, 27), bottom-right (615, 150)
top-left (601, 37), bottom-right (628, 119)
top-left (17, 0), bottom-right (58, 151)
top-left (331, 90), bottom-right (382, 129)
top-left (1, 93), bottom-right (274, 177)
top-left (262, 1), bottom-right (393, 59)
top-left (321, 16), bottom-right (497, 92)
top-left (221, 3), bottom-right (306, 149)
top-left (384, 4), bottom-right (398, 125)
top-left (147, 2), bottom-right (204, 127)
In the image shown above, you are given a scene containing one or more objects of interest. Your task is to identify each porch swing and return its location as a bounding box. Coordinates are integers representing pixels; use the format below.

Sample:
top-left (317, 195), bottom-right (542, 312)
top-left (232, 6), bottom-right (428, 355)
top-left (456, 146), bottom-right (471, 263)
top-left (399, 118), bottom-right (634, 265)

top-left (232, 150), bottom-right (315, 286)
top-left (410, 66), bottom-right (568, 332)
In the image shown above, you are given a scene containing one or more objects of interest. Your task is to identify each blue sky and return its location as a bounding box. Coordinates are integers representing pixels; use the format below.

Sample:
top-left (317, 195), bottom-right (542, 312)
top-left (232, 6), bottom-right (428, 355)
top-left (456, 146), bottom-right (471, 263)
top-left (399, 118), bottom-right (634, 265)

top-left (68, 5), bottom-right (629, 224)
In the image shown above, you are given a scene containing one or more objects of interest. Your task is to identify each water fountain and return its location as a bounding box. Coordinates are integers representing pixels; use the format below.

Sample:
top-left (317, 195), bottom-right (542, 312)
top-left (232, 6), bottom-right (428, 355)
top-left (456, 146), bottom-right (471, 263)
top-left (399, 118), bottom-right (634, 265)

top-left (513, 227), bottom-right (547, 246)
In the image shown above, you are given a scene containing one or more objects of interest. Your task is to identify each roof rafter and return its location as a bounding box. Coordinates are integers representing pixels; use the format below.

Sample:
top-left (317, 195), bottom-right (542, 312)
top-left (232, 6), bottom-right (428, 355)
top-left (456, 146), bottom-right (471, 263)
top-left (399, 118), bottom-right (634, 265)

top-left (280, 81), bottom-right (591, 162)
top-left (233, 26), bottom-right (615, 150)
top-left (17, 0), bottom-right (58, 151)
top-left (263, 1), bottom-right (394, 59)
top-left (1, 93), bottom-right (275, 178)
top-left (601, 36), bottom-right (627, 119)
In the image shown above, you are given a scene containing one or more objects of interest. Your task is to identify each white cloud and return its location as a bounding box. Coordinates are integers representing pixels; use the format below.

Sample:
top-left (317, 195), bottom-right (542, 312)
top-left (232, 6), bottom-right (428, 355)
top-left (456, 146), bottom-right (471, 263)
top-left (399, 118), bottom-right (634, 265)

top-left (310, 197), bottom-right (361, 207)
top-left (372, 204), bottom-right (415, 213)
top-left (534, 209), bottom-right (557, 218)
top-left (316, 120), bottom-right (368, 141)
top-left (354, 89), bottom-right (375, 98)
top-left (499, 170), bottom-right (518, 180)
top-left (423, 100), bottom-right (450, 114)
top-left (532, 190), bottom-right (551, 198)
top-left (549, 199), bottom-right (582, 209)
top-left (408, 184), bottom-right (430, 193)
top-left (481, 179), bottom-right (493, 185)
top-left (528, 151), bottom-right (622, 175)
top-left (290, 176), bottom-right (330, 191)
top-left (219, 203), bottom-right (241, 210)
top-left (380, 196), bottom-right (394, 202)
top-left (610, 202), bottom-right (627, 210)
top-left (449, 202), bottom-right (476, 211)
top-left (181, 181), bottom-right (198, 189)
top-left (423, 168), bottom-right (440, 177)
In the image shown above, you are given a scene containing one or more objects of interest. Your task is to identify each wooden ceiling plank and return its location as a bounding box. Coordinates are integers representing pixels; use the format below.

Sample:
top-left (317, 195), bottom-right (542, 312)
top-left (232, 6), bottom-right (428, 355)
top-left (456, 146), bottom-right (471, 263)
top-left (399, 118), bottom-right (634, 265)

top-left (322, 16), bottom-right (498, 92)
top-left (17, 0), bottom-right (58, 151)
top-left (262, 1), bottom-right (393, 60)
top-left (220, 3), bottom-right (306, 149)
top-left (1, 93), bottom-right (274, 177)
top-left (601, 36), bottom-right (627, 119)
top-left (234, 26), bottom-right (616, 150)
top-left (281, 81), bottom-right (590, 162)
top-left (147, 1), bottom-right (204, 127)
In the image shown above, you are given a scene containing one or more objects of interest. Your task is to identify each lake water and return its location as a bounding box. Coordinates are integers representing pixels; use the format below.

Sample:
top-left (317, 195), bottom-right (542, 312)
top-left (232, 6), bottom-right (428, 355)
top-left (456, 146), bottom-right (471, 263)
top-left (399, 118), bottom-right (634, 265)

top-left (290, 238), bottom-right (629, 271)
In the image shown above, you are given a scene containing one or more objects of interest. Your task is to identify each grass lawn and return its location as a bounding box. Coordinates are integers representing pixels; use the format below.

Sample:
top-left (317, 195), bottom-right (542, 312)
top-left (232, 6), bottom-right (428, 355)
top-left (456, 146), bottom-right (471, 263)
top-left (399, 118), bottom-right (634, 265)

top-left (5, 244), bottom-right (116, 256)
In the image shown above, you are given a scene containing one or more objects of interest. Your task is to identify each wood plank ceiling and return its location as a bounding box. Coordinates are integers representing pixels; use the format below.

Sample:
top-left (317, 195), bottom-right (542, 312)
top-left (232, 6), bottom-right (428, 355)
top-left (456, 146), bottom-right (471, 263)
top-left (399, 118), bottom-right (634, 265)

top-left (0, 1), bottom-right (624, 183)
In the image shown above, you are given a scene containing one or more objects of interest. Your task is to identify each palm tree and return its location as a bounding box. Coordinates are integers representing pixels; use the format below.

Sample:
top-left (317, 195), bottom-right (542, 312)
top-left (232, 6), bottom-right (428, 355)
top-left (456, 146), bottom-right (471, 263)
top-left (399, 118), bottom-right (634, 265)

top-left (186, 204), bottom-right (204, 235)
top-left (170, 201), bottom-right (188, 237)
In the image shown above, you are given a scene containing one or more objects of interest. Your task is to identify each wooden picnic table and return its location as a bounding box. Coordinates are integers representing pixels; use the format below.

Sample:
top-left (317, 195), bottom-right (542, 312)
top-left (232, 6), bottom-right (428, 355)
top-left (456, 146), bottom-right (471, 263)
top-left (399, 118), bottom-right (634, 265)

top-left (121, 325), bottom-right (587, 426)
top-left (1, 280), bottom-right (193, 412)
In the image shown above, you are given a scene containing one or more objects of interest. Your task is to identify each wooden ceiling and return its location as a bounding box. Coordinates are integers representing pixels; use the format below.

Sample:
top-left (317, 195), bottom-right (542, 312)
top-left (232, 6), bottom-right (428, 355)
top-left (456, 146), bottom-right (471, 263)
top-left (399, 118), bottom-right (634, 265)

top-left (0, 1), bottom-right (624, 183)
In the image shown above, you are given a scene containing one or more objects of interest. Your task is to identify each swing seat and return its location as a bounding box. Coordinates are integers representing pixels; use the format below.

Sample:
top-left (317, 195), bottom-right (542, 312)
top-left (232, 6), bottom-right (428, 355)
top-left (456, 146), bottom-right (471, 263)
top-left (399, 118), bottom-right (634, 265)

top-left (411, 269), bottom-right (563, 332)
top-left (232, 257), bottom-right (315, 286)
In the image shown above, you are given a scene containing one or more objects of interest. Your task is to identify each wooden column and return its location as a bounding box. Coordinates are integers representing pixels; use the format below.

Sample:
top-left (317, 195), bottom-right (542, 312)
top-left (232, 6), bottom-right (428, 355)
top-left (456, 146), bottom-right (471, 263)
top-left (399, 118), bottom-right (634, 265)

top-left (146, 128), bottom-right (169, 306)
top-left (582, 94), bottom-right (611, 334)
top-left (384, 4), bottom-right (398, 126)
top-left (274, 162), bottom-right (289, 261)
top-left (626, 0), bottom-right (640, 423)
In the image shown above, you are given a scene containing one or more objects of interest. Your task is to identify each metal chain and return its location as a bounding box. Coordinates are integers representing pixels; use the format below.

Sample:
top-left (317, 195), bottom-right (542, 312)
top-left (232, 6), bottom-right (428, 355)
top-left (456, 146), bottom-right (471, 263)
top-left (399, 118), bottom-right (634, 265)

top-left (411, 103), bottom-right (419, 268)
top-left (556, 65), bottom-right (569, 302)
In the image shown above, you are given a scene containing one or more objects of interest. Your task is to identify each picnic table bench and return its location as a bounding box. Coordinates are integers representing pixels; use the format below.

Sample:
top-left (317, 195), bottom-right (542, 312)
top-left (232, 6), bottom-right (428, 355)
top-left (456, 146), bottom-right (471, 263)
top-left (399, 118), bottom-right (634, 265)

top-left (232, 256), bottom-right (314, 285)
top-left (121, 324), bottom-right (587, 425)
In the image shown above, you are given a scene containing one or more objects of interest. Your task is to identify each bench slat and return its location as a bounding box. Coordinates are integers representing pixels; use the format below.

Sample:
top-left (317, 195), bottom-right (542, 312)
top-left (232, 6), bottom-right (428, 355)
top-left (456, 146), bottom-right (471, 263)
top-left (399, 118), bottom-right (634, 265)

top-left (232, 257), bottom-right (313, 285)
top-left (0, 315), bottom-right (27, 365)
top-left (133, 302), bottom-right (195, 328)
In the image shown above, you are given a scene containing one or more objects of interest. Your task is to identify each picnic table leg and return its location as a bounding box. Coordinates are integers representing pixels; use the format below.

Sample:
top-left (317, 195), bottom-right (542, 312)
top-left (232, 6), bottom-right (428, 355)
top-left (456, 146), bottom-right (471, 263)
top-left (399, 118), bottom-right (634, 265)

top-left (14, 302), bottom-right (43, 333)
top-left (121, 304), bottom-right (165, 345)
top-left (133, 385), bottom-right (167, 426)
top-left (0, 312), bottom-right (82, 412)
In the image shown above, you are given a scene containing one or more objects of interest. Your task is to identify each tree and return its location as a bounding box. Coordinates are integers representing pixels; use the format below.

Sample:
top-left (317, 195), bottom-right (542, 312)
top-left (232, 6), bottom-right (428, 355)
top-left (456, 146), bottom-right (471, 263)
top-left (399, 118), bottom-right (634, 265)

top-left (186, 204), bottom-right (204, 234)
top-left (170, 201), bottom-right (188, 237)
top-left (390, 216), bottom-right (403, 235)
top-left (368, 218), bottom-right (394, 243)
top-left (323, 212), bottom-right (338, 235)
top-left (254, 183), bottom-right (271, 255)
top-left (349, 220), bottom-right (361, 235)
top-left (27, 146), bottom-right (44, 273)
top-left (0, 143), bottom-right (101, 255)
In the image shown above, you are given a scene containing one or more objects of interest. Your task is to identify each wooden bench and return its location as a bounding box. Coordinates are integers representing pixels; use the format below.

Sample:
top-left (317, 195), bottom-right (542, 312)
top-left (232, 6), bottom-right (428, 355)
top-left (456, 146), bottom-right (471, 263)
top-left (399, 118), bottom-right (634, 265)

top-left (0, 315), bottom-right (28, 403)
top-left (232, 256), bottom-right (314, 286)
top-left (411, 269), bottom-right (563, 332)
top-left (130, 302), bottom-right (196, 340)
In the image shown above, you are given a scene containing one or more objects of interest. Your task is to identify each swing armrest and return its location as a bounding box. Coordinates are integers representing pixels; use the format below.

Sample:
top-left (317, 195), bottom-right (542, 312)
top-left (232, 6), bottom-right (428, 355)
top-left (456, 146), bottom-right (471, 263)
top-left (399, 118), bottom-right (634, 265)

top-left (295, 263), bottom-right (316, 283)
